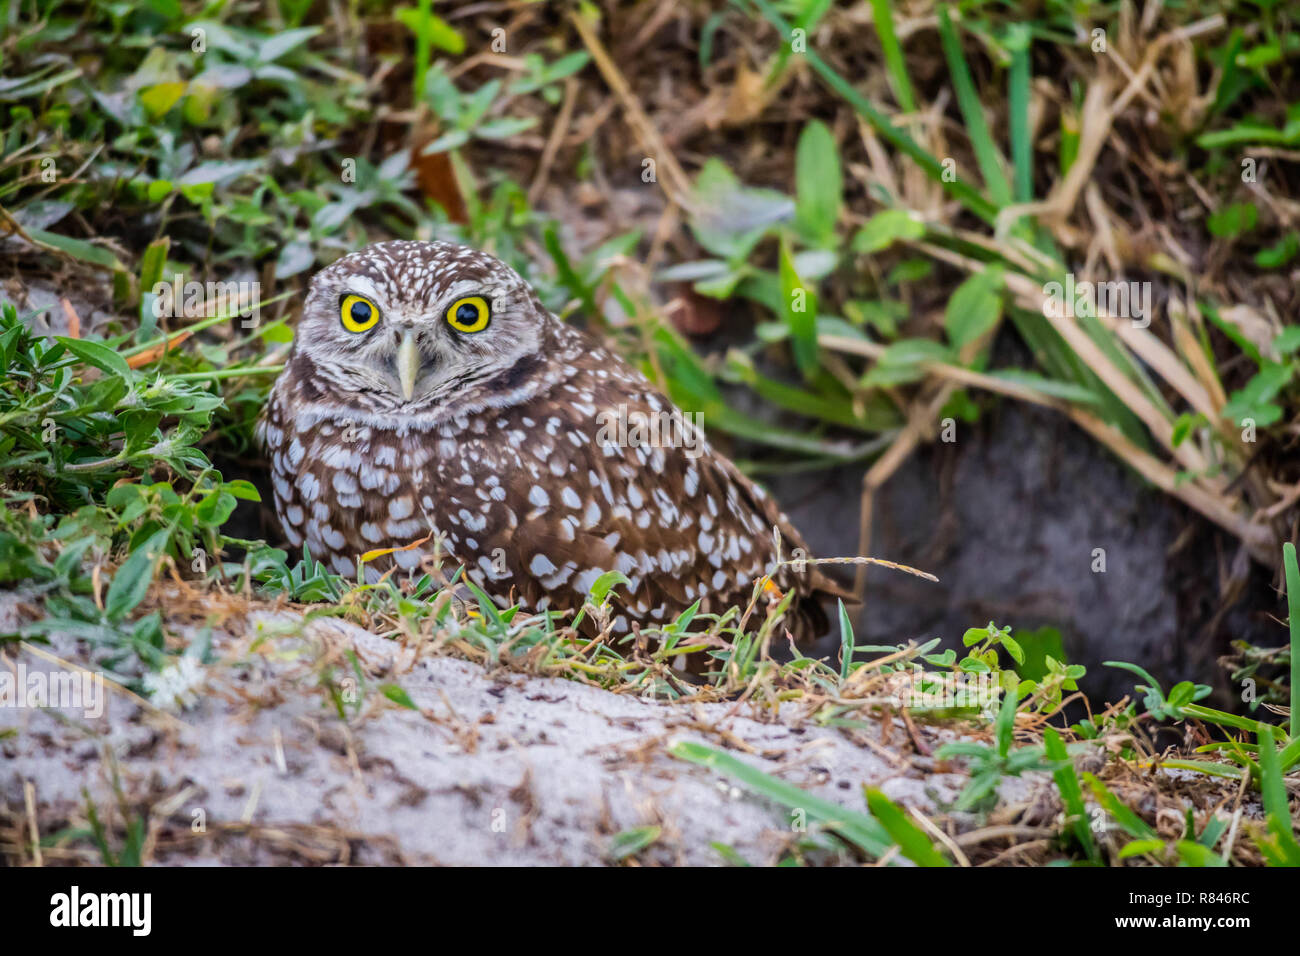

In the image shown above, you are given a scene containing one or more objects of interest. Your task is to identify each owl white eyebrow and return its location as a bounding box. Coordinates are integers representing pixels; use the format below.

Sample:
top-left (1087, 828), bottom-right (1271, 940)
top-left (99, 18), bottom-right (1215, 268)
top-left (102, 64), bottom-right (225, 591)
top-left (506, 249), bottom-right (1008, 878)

top-left (339, 276), bottom-right (385, 307)
top-left (439, 278), bottom-right (514, 311)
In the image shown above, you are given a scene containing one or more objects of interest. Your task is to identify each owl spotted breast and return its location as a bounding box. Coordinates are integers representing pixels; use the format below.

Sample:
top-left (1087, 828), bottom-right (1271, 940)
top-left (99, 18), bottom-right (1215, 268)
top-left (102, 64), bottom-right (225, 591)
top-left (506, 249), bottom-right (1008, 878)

top-left (259, 240), bottom-right (842, 642)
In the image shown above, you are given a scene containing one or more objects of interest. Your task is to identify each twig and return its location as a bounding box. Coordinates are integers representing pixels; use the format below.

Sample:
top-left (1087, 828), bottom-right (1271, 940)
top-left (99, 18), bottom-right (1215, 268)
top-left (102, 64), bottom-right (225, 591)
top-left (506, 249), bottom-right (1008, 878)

top-left (528, 77), bottom-right (578, 205)
top-left (568, 9), bottom-right (695, 210)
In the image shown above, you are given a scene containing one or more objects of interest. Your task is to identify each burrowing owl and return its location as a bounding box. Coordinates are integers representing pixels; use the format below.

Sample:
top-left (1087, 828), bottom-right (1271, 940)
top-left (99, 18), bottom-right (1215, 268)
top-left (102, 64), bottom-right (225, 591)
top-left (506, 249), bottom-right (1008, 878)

top-left (260, 240), bottom-right (842, 641)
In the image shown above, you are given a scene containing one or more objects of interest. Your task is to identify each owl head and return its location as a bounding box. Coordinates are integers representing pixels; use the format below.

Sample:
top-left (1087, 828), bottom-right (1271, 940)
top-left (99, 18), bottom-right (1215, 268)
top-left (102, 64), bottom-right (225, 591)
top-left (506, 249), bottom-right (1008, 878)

top-left (291, 240), bottom-right (548, 414)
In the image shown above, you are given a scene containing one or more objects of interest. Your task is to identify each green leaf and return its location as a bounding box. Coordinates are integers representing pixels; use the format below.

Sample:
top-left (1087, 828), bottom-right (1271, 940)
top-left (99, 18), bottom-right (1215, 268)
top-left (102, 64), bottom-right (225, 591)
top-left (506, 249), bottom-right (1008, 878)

top-left (257, 26), bottom-right (321, 62)
top-left (139, 81), bottom-right (186, 119)
top-left (988, 369), bottom-right (1100, 406)
top-left (177, 159), bottom-right (262, 188)
top-left (139, 238), bottom-right (170, 293)
top-left (1255, 723), bottom-right (1300, 864)
top-left (1174, 840), bottom-right (1228, 867)
top-left (794, 120), bottom-right (842, 246)
top-left (863, 787), bottom-right (949, 866)
top-left (105, 529), bottom-right (169, 622)
top-left (1118, 838), bottom-right (1165, 859)
top-left (689, 159), bottom-right (794, 260)
top-left (1255, 233), bottom-right (1299, 269)
top-left (994, 683), bottom-right (1018, 757)
top-left (1285, 542), bottom-right (1300, 740)
top-left (669, 740), bottom-right (894, 858)
top-left (56, 337), bottom-right (131, 378)
top-left (1221, 361), bottom-right (1293, 426)
top-left (587, 569), bottom-right (631, 606)
top-left (837, 599), bottom-right (854, 683)
top-left (867, 0), bottom-right (915, 112)
top-left (779, 239), bottom-right (818, 378)
top-left (1001, 636), bottom-right (1025, 666)
top-left (1084, 773), bottom-right (1156, 839)
top-left (748, 0), bottom-right (997, 223)
top-left (887, 258), bottom-right (932, 284)
top-left (1273, 326), bottom-right (1300, 355)
top-left (223, 479), bottom-right (262, 502)
top-left (710, 842), bottom-right (751, 866)
top-left (195, 491), bottom-right (236, 527)
top-left (475, 117), bottom-right (538, 140)
top-left (1206, 202), bottom-right (1258, 238)
top-left (420, 128), bottom-right (471, 154)
top-left (1006, 24), bottom-right (1034, 203)
top-left (862, 338), bottom-right (955, 390)
top-left (945, 267), bottom-right (1004, 349)
top-left (1171, 412), bottom-right (1204, 447)
top-left (26, 229), bottom-right (125, 270)
top-left (381, 683), bottom-right (420, 711)
top-left (851, 209), bottom-right (926, 254)
top-left (1238, 42), bottom-right (1281, 70)
top-left (936, 6), bottom-right (1012, 207)
top-left (609, 825), bottom-right (661, 861)
top-left (1044, 726), bottom-right (1099, 864)
top-left (395, 7), bottom-right (466, 53)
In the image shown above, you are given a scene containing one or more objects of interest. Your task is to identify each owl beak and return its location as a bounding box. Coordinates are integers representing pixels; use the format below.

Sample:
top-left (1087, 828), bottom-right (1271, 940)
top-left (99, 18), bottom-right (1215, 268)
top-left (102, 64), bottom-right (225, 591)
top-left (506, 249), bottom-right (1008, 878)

top-left (397, 330), bottom-right (419, 401)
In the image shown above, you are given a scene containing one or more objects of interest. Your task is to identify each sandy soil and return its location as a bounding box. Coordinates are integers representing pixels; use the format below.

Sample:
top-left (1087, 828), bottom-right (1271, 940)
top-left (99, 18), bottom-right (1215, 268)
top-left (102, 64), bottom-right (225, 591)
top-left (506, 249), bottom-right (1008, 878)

top-left (0, 595), bottom-right (1027, 866)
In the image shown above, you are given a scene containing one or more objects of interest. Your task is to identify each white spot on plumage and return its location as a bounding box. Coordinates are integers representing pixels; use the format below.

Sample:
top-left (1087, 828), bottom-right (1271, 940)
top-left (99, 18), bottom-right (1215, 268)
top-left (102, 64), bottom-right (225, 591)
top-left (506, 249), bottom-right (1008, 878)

top-left (573, 567), bottom-right (602, 595)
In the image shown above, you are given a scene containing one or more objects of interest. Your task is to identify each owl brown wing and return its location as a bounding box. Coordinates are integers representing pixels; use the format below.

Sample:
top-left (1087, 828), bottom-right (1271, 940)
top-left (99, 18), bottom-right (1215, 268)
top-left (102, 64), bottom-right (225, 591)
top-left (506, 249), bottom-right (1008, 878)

top-left (709, 448), bottom-right (856, 601)
top-left (459, 343), bottom-right (841, 639)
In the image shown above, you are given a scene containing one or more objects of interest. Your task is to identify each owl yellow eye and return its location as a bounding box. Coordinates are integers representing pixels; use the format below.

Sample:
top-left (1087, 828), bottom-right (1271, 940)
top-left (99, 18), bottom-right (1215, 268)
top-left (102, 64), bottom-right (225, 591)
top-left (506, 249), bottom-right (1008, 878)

top-left (446, 296), bottom-right (490, 334)
top-left (340, 294), bottom-right (380, 333)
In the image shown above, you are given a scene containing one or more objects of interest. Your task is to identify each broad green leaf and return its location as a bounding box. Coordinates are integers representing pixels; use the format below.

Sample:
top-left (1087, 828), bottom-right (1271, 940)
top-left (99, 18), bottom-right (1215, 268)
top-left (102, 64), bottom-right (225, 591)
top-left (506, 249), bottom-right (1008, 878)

top-left (945, 266), bottom-right (1004, 349)
top-left (794, 120), bottom-right (842, 245)
top-left (139, 81), bottom-right (186, 118)
top-left (689, 159), bottom-right (794, 260)
top-left (26, 229), bottom-right (124, 270)
top-left (56, 337), bottom-right (131, 378)
top-left (851, 209), bottom-right (925, 253)
top-left (381, 683), bottom-right (420, 711)
top-left (105, 529), bottom-right (170, 621)
top-left (587, 569), bottom-right (631, 606)
top-left (1118, 838), bottom-right (1165, 858)
top-left (1206, 202), bottom-right (1258, 238)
